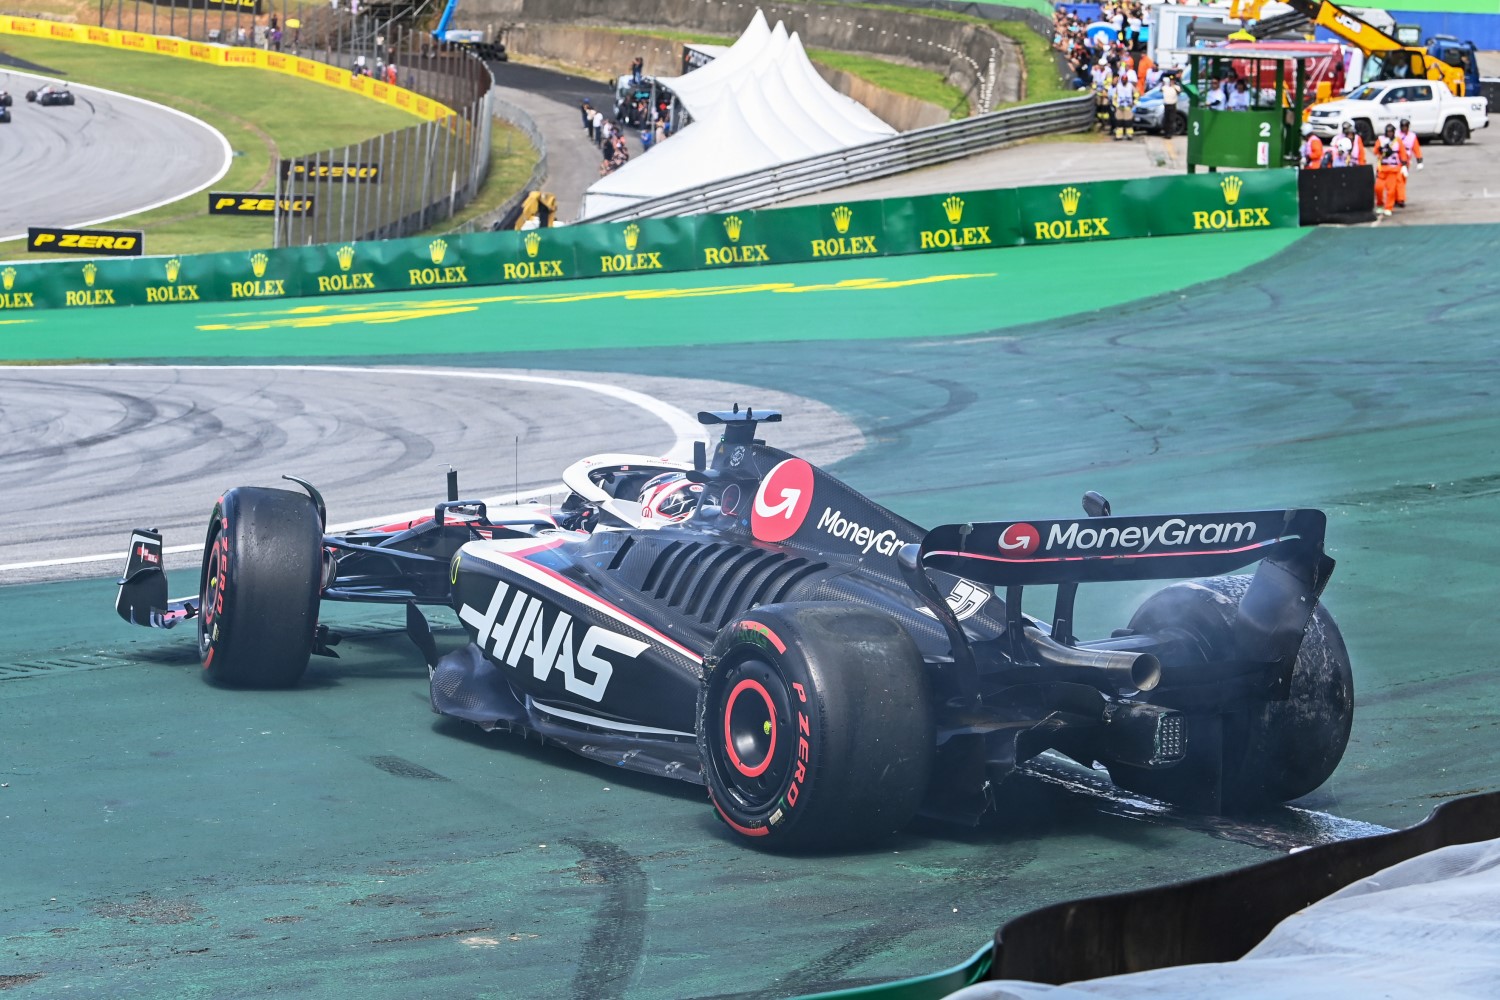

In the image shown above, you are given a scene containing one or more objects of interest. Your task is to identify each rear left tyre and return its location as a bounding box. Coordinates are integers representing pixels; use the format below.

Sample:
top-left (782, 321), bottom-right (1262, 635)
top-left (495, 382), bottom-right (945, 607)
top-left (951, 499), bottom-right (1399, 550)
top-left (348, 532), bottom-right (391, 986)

top-left (1111, 575), bottom-right (1353, 811)
top-left (198, 486), bottom-right (322, 688)
top-left (698, 604), bottom-right (933, 851)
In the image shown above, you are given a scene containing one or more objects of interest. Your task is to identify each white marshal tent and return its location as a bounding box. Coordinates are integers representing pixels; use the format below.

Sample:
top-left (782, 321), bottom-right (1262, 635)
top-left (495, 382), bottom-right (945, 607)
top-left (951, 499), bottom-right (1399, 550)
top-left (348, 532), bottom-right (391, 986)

top-left (580, 10), bottom-right (898, 219)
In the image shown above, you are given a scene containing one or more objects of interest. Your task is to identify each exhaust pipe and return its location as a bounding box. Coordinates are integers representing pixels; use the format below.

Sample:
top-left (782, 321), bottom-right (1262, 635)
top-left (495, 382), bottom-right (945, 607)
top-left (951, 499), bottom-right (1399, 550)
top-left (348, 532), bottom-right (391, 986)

top-left (1023, 626), bottom-right (1162, 693)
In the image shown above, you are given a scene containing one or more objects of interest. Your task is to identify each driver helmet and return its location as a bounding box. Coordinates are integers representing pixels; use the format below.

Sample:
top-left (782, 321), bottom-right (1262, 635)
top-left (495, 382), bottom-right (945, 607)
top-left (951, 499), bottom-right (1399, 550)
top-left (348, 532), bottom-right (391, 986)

top-left (638, 472), bottom-right (701, 523)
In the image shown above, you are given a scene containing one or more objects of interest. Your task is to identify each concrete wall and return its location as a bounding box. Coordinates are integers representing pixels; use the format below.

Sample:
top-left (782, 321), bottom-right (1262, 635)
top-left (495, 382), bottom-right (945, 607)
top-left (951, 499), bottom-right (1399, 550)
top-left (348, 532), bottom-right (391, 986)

top-left (503, 23), bottom-right (953, 130)
top-left (462, 0), bottom-right (1024, 113)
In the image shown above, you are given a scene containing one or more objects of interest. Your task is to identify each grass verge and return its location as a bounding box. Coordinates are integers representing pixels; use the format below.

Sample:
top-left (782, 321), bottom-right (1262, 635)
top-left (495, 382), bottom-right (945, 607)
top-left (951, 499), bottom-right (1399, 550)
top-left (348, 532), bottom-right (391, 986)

top-left (576, 27), bottom-right (971, 118)
top-left (0, 35), bottom-right (448, 257)
top-left (839, 2), bottom-right (1071, 106)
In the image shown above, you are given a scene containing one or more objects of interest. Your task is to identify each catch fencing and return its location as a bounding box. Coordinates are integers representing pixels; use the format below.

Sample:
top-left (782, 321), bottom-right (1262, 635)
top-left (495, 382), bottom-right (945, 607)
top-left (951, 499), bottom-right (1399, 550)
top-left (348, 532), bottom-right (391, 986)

top-left (77, 6), bottom-right (497, 244)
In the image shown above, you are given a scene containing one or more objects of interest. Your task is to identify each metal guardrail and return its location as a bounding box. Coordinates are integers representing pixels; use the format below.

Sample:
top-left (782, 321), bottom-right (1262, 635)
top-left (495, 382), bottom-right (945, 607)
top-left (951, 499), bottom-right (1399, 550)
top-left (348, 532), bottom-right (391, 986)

top-left (582, 95), bottom-right (1094, 222)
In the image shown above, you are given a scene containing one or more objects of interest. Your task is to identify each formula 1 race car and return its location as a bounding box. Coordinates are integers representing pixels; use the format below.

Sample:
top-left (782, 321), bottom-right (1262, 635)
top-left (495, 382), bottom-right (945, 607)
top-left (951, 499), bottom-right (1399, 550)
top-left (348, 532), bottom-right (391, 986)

top-left (26, 84), bottom-right (75, 106)
top-left (116, 407), bottom-right (1354, 850)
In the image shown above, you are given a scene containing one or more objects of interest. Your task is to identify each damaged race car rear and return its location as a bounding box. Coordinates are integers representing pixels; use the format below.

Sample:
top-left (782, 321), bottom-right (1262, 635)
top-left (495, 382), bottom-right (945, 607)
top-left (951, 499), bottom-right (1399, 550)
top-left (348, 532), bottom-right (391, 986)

top-left (116, 407), bottom-right (1352, 851)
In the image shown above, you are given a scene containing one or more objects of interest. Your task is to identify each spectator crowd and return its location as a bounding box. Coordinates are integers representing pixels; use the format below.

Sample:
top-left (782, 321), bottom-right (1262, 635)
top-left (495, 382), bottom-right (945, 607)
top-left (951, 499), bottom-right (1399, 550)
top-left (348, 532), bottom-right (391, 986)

top-left (579, 56), bottom-right (677, 178)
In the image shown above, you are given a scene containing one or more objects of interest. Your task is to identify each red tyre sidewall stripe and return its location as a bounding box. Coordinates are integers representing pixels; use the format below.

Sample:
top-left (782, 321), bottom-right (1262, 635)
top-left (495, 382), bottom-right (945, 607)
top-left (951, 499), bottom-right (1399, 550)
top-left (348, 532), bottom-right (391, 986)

top-left (708, 791), bottom-right (769, 837)
top-left (740, 619), bottom-right (786, 653)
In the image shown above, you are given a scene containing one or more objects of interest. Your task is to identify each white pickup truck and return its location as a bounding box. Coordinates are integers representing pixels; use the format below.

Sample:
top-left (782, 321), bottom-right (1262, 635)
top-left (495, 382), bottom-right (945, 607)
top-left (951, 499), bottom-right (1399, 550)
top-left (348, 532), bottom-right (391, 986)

top-left (1306, 79), bottom-right (1489, 145)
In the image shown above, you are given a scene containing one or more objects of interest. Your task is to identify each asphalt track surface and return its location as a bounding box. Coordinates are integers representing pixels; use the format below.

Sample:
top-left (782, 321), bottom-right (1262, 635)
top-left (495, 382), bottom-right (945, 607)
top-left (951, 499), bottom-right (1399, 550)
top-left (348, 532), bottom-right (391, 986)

top-left (1, 224), bottom-right (1497, 998)
top-left (0, 367), bottom-right (861, 585)
top-left (0, 70), bottom-right (230, 241)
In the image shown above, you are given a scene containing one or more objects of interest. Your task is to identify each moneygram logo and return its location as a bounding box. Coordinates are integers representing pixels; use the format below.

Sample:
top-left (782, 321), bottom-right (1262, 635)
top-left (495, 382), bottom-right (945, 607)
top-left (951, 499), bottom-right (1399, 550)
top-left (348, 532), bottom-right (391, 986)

top-left (817, 508), bottom-right (901, 557)
top-left (1049, 518), bottom-right (1256, 552)
top-left (752, 459), bottom-right (815, 543)
top-left (997, 522), bottom-right (1040, 556)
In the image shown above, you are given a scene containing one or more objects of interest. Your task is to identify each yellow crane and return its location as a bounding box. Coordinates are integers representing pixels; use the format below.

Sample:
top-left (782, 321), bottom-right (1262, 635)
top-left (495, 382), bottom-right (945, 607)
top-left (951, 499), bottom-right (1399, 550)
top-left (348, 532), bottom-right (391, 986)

top-left (1240, 0), bottom-right (1472, 96)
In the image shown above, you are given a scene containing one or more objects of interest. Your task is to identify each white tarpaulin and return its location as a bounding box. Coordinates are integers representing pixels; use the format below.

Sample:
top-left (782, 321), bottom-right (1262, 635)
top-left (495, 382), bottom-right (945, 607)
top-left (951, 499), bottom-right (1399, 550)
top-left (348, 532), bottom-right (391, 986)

top-left (581, 9), bottom-right (897, 218)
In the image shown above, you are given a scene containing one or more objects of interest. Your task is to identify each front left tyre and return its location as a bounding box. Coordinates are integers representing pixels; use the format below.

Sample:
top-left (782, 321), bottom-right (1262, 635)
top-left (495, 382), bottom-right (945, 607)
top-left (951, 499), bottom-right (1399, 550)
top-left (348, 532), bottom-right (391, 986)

top-left (698, 604), bottom-right (933, 851)
top-left (198, 486), bottom-right (323, 688)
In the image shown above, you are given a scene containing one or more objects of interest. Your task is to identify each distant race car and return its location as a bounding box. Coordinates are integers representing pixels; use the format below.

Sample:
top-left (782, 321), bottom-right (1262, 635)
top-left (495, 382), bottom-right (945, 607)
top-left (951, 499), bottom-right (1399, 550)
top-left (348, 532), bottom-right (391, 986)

top-left (26, 84), bottom-right (75, 106)
top-left (116, 407), bottom-right (1354, 850)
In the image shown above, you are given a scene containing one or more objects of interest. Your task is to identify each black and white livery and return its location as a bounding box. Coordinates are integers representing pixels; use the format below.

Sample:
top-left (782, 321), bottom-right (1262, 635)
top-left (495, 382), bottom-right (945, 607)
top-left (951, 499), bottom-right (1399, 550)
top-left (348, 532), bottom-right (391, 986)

top-left (26, 84), bottom-right (75, 106)
top-left (116, 407), bottom-right (1354, 850)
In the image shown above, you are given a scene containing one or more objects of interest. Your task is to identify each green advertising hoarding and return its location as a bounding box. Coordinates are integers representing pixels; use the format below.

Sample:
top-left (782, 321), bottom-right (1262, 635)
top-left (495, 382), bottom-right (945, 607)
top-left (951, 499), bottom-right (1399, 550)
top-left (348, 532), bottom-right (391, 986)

top-left (0, 170), bottom-right (1301, 312)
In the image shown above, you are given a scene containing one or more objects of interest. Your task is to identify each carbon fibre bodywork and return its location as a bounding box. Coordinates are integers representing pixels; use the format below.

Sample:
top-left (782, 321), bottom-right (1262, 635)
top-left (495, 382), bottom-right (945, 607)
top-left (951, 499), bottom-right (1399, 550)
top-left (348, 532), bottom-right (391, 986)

top-left (426, 409), bottom-right (1339, 824)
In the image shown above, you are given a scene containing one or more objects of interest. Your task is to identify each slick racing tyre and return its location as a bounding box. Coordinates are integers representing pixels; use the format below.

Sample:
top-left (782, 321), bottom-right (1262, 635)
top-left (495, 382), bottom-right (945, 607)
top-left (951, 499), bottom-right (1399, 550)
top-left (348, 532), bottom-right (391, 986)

top-left (698, 604), bottom-right (933, 851)
top-left (1115, 575), bottom-right (1353, 811)
top-left (198, 486), bottom-right (322, 688)
top-left (25, 90), bottom-right (36, 103)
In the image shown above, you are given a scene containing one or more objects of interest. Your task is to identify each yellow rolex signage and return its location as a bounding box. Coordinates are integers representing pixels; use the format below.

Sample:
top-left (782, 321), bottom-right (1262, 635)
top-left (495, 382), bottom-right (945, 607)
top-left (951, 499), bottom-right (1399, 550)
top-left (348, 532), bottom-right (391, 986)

top-left (810, 205), bottom-right (879, 258)
top-left (702, 213), bottom-right (771, 266)
top-left (0, 172), bottom-right (1299, 311)
top-left (600, 223), bottom-right (664, 273)
top-left (502, 230), bottom-right (567, 281)
top-left (915, 194), bottom-right (999, 251)
top-left (407, 238), bottom-right (469, 287)
top-left (230, 251), bottom-right (286, 299)
top-left (316, 244), bottom-right (376, 293)
top-left (145, 256), bottom-right (201, 303)
top-left (65, 261), bottom-right (116, 306)
top-left (0, 266), bottom-right (34, 309)
top-left (1022, 185), bottom-right (1115, 243)
top-left (1189, 175), bottom-right (1273, 232)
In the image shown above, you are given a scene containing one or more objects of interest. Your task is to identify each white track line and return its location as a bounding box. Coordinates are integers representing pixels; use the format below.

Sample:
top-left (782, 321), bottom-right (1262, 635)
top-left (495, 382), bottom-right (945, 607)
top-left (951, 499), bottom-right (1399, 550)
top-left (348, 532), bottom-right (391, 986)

top-left (0, 74), bottom-right (234, 242)
top-left (0, 365), bottom-right (708, 574)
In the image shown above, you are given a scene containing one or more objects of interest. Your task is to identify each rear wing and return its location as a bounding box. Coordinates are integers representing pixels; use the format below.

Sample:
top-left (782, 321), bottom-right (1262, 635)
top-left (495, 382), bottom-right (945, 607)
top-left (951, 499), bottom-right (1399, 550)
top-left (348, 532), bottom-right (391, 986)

top-left (921, 509), bottom-right (1329, 587)
top-left (914, 508), bottom-right (1334, 669)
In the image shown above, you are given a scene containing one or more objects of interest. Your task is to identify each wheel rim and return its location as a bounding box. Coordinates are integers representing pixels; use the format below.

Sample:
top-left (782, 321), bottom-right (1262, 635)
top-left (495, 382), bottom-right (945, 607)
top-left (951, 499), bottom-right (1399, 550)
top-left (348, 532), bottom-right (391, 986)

top-left (711, 657), bottom-right (793, 811)
top-left (199, 520), bottom-right (227, 661)
top-left (724, 677), bottom-right (778, 778)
